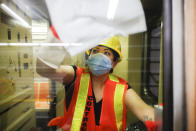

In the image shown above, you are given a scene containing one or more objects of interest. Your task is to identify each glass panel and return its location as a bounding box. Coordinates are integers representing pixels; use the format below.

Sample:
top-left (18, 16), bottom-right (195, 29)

top-left (0, 0), bottom-right (163, 131)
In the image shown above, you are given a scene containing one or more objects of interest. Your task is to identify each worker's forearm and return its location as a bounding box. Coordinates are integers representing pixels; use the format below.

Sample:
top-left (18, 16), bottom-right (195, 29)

top-left (141, 105), bottom-right (155, 122)
top-left (125, 89), bottom-right (155, 123)
top-left (132, 103), bottom-right (155, 123)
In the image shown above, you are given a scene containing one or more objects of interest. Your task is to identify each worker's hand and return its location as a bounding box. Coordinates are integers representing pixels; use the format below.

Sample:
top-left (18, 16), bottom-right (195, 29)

top-left (37, 46), bottom-right (70, 69)
top-left (145, 120), bottom-right (157, 131)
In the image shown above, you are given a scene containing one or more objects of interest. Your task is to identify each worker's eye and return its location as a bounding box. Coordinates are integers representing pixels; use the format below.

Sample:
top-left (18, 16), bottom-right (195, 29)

top-left (104, 51), bottom-right (111, 56)
top-left (92, 49), bottom-right (99, 54)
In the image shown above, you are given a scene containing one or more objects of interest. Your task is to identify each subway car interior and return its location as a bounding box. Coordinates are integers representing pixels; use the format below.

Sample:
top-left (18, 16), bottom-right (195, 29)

top-left (0, 0), bottom-right (195, 131)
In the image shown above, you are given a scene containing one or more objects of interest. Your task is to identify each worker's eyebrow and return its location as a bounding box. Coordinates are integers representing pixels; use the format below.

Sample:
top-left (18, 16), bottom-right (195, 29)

top-left (104, 48), bottom-right (110, 51)
top-left (93, 47), bottom-right (100, 50)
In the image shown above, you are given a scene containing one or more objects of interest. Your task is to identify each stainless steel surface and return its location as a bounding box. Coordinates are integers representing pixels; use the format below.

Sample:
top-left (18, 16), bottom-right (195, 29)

top-left (172, 0), bottom-right (186, 130)
top-left (155, 105), bottom-right (163, 131)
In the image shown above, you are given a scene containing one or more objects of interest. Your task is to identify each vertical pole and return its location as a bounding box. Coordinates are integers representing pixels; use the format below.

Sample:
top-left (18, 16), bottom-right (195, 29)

top-left (163, 0), bottom-right (173, 130)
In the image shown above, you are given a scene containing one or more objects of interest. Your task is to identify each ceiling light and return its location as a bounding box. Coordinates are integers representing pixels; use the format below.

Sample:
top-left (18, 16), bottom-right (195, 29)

top-left (107, 0), bottom-right (119, 20)
top-left (0, 3), bottom-right (31, 28)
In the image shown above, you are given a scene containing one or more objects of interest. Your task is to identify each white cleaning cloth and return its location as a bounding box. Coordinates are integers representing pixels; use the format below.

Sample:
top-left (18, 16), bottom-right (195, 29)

top-left (45, 0), bottom-right (147, 56)
top-left (37, 46), bottom-right (67, 69)
top-left (37, 30), bottom-right (69, 69)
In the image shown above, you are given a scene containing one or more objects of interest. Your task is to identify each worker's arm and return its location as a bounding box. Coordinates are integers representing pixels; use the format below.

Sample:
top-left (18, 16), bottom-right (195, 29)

top-left (36, 58), bottom-right (75, 85)
top-left (35, 44), bottom-right (76, 85)
top-left (125, 89), bottom-right (155, 123)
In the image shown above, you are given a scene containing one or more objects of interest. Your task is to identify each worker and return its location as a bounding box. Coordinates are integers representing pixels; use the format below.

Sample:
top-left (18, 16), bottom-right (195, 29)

top-left (36, 36), bottom-right (156, 131)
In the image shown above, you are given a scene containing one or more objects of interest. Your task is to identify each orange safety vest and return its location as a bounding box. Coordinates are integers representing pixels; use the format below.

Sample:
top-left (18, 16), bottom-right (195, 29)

top-left (48, 67), bottom-right (128, 131)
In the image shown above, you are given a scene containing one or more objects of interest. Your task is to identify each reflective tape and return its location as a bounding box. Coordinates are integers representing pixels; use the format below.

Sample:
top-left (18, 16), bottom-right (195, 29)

top-left (70, 73), bottom-right (90, 131)
top-left (114, 83), bottom-right (125, 131)
top-left (109, 74), bottom-right (119, 82)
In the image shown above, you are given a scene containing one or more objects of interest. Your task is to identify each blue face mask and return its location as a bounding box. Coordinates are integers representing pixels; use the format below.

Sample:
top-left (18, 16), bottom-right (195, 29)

top-left (87, 53), bottom-right (112, 76)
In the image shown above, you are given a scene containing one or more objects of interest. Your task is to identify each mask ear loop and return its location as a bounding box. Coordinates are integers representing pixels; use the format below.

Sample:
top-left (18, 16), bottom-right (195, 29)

top-left (85, 49), bottom-right (92, 67)
top-left (109, 68), bottom-right (113, 73)
top-left (109, 56), bottom-right (120, 74)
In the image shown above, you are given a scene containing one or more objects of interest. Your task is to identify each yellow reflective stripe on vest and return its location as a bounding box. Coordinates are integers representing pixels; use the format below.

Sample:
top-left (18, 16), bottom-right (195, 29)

top-left (109, 74), bottom-right (119, 82)
top-left (70, 73), bottom-right (90, 131)
top-left (114, 83), bottom-right (125, 131)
